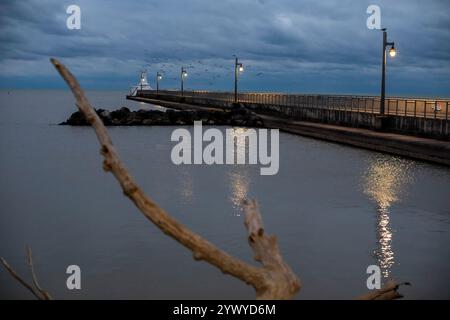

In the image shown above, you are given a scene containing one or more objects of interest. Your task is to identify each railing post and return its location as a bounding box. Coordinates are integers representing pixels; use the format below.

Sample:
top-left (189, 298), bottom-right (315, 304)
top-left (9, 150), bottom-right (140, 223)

top-left (434, 101), bottom-right (438, 119)
top-left (446, 101), bottom-right (449, 121)
top-left (424, 101), bottom-right (427, 118)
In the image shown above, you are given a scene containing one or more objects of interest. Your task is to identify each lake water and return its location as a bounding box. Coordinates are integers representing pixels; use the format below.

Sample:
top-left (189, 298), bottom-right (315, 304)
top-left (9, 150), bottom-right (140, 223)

top-left (0, 90), bottom-right (449, 299)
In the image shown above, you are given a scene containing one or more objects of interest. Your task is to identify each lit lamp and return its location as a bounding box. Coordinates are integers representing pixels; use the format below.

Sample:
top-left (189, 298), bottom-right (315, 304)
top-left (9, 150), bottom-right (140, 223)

top-left (380, 28), bottom-right (396, 116)
top-left (156, 72), bottom-right (162, 92)
top-left (234, 56), bottom-right (244, 103)
top-left (389, 46), bottom-right (396, 57)
top-left (181, 67), bottom-right (188, 96)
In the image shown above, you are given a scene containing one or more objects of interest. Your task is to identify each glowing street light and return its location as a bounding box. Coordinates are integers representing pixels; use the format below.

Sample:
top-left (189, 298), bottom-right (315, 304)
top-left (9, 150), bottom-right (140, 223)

top-left (181, 67), bottom-right (188, 96)
top-left (389, 46), bottom-right (397, 57)
top-left (234, 56), bottom-right (244, 103)
top-left (380, 28), bottom-right (396, 115)
top-left (156, 72), bottom-right (162, 92)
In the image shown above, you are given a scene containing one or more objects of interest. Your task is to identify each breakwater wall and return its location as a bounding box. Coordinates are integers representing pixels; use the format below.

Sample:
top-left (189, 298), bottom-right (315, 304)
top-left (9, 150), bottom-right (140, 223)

top-left (131, 90), bottom-right (450, 140)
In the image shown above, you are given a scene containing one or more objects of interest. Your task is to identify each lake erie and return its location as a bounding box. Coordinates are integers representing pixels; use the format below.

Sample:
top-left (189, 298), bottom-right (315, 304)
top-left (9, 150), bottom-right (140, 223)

top-left (0, 90), bottom-right (449, 299)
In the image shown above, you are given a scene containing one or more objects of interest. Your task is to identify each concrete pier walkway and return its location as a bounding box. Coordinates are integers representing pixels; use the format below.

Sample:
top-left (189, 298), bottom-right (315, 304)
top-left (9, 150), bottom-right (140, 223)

top-left (127, 96), bottom-right (450, 166)
top-left (261, 114), bottom-right (450, 166)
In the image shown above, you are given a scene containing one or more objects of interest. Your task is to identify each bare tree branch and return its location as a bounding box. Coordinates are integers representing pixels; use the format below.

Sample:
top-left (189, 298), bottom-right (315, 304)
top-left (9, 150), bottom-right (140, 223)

top-left (1, 248), bottom-right (51, 300)
top-left (356, 280), bottom-right (410, 300)
top-left (242, 199), bottom-right (300, 299)
top-left (26, 246), bottom-right (52, 300)
top-left (50, 58), bottom-right (301, 299)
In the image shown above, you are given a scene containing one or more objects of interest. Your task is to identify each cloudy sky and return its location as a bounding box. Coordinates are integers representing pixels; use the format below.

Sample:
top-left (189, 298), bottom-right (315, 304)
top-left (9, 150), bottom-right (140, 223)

top-left (0, 0), bottom-right (449, 97)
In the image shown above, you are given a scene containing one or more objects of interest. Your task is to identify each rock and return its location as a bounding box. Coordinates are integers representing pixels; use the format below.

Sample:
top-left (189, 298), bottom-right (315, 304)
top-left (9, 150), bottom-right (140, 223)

top-left (142, 119), bottom-right (154, 125)
top-left (61, 107), bottom-right (264, 128)
top-left (60, 110), bottom-right (87, 125)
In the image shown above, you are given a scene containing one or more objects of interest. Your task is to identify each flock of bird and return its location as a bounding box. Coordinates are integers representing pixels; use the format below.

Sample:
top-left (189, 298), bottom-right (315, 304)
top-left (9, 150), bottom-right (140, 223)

top-left (139, 53), bottom-right (263, 87)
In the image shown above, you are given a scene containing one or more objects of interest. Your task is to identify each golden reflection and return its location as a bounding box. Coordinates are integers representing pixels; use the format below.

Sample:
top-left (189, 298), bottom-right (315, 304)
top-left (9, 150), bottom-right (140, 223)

top-left (228, 127), bottom-right (252, 213)
top-left (375, 207), bottom-right (394, 278)
top-left (363, 156), bottom-right (413, 278)
top-left (229, 170), bottom-right (250, 214)
top-left (231, 127), bottom-right (251, 150)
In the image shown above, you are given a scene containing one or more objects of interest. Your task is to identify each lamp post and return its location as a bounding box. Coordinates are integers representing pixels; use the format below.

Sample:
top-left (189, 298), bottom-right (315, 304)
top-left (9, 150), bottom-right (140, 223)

top-left (380, 28), bottom-right (396, 115)
top-left (234, 57), bottom-right (244, 103)
top-left (156, 72), bottom-right (162, 92)
top-left (181, 67), bottom-right (188, 96)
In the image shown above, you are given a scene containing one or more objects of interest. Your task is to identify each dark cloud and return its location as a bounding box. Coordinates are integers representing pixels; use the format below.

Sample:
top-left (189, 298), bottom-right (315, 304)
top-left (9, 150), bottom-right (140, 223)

top-left (0, 0), bottom-right (449, 96)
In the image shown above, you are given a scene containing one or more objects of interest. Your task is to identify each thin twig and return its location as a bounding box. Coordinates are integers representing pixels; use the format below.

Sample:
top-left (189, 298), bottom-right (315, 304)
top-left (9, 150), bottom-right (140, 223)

top-left (26, 246), bottom-right (52, 300)
top-left (0, 255), bottom-right (46, 300)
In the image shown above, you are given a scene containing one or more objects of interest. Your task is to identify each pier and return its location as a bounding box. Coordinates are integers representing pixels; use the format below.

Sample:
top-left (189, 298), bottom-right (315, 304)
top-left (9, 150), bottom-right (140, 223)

top-left (127, 90), bottom-right (450, 166)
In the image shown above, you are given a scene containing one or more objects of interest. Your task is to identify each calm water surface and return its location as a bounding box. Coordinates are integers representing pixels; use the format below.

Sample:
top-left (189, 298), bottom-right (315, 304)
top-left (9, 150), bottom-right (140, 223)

top-left (0, 90), bottom-right (449, 299)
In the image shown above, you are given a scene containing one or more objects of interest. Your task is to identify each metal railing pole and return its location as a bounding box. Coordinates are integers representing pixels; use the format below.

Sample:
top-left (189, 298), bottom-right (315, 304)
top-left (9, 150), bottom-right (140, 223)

top-left (446, 101), bottom-right (449, 121)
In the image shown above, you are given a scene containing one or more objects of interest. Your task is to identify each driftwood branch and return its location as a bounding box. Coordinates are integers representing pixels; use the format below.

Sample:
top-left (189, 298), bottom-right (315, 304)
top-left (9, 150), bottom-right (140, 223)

top-left (356, 280), bottom-right (410, 300)
top-left (0, 247), bottom-right (52, 300)
top-left (26, 247), bottom-right (52, 300)
top-left (50, 58), bottom-right (300, 299)
top-left (242, 199), bottom-right (300, 299)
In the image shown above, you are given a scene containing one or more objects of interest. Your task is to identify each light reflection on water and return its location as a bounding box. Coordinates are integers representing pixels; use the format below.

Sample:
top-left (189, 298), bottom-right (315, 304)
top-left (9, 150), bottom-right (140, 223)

top-left (175, 127), bottom-right (252, 212)
top-left (228, 127), bottom-right (252, 214)
top-left (229, 170), bottom-right (250, 214)
top-left (363, 156), bottom-right (414, 278)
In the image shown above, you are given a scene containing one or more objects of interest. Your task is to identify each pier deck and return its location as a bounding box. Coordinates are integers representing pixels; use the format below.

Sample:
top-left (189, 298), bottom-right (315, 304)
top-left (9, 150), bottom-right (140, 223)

top-left (127, 92), bottom-right (450, 166)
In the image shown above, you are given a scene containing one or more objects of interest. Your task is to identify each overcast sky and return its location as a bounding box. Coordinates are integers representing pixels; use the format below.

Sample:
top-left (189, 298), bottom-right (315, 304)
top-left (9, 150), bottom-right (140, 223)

top-left (0, 0), bottom-right (449, 97)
